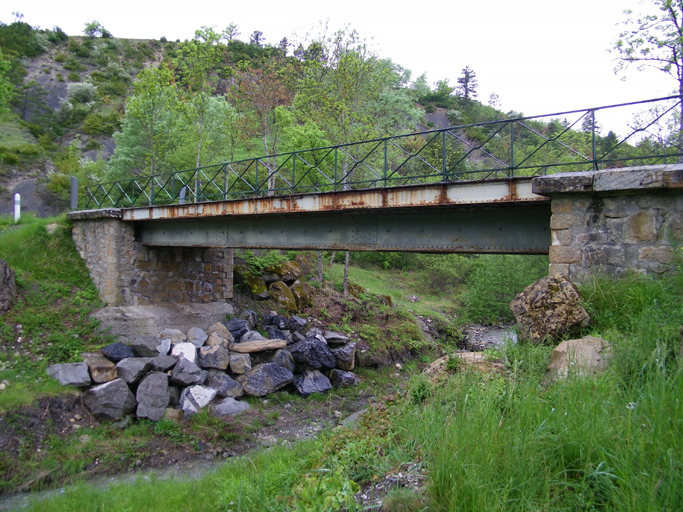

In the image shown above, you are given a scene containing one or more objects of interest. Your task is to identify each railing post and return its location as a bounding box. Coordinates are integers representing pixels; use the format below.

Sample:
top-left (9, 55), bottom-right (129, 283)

top-left (195, 174), bottom-right (200, 203)
top-left (334, 148), bottom-right (338, 190)
top-left (149, 178), bottom-right (153, 207)
top-left (510, 121), bottom-right (515, 177)
top-left (292, 154), bottom-right (296, 193)
top-left (70, 177), bottom-right (78, 210)
top-left (442, 130), bottom-right (447, 181)
top-left (223, 165), bottom-right (228, 200)
top-left (383, 139), bottom-right (388, 187)
top-left (591, 109), bottom-right (598, 170)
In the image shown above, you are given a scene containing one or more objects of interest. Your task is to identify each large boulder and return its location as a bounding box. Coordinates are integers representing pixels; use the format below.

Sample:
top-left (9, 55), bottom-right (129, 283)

top-left (130, 335), bottom-right (167, 357)
top-left (205, 370), bottom-right (243, 398)
top-left (187, 327), bottom-right (208, 348)
top-left (289, 336), bottom-right (337, 371)
top-left (329, 369), bottom-right (360, 388)
top-left (238, 363), bottom-right (294, 397)
top-left (179, 385), bottom-right (217, 417)
top-left (213, 397), bottom-right (251, 417)
top-left (82, 353), bottom-right (117, 384)
top-left (136, 372), bottom-right (170, 421)
top-left (171, 342), bottom-right (197, 364)
top-left (292, 370), bottom-right (332, 397)
top-left (158, 328), bottom-right (186, 344)
top-left (265, 260), bottom-right (303, 283)
top-left (509, 274), bottom-right (591, 344)
top-left (46, 362), bottom-right (91, 388)
top-left (0, 260), bottom-right (17, 312)
top-left (331, 342), bottom-right (356, 371)
top-left (205, 332), bottom-right (230, 349)
top-left (101, 342), bottom-right (135, 363)
top-left (224, 318), bottom-right (250, 342)
top-left (289, 280), bottom-right (310, 310)
top-left (234, 265), bottom-right (269, 300)
top-left (252, 349), bottom-right (296, 373)
top-left (170, 357), bottom-right (205, 386)
top-left (268, 281), bottom-right (297, 313)
top-left (198, 345), bottom-right (231, 370)
top-left (545, 336), bottom-right (611, 382)
top-left (229, 352), bottom-right (252, 374)
top-left (116, 357), bottom-right (152, 384)
top-left (83, 378), bottom-right (136, 421)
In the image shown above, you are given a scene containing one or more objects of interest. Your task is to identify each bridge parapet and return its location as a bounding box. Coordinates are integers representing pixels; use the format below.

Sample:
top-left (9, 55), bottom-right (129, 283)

top-left (534, 164), bottom-right (683, 280)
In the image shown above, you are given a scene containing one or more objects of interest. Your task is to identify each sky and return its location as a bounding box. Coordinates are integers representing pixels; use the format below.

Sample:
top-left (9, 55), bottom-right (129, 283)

top-left (1, 0), bottom-right (671, 131)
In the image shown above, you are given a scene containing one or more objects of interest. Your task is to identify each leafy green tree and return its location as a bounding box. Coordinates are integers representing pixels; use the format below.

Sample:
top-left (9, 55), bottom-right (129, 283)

top-left (124, 65), bottom-right (177, 175)
top-left (292, 29), bottom-right (420, 187)
top-left (83, 20), bottom-right (112, 39)
top-left (613, 0), bottom-right (683, 153)
top-left (173, 29), bottom-right (223, 167)
top-left (456, 66), bottom-right (478, 101)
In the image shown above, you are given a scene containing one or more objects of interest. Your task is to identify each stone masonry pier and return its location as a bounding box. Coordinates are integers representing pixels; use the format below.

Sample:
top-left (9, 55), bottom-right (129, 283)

top-left (533, 164), bottom-right (683, 281)
top-left (70, 209), bottom-right (233, 306)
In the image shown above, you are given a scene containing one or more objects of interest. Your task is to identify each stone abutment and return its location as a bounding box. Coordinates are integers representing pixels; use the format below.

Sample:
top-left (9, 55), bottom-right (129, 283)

top-left (533, 164), bottom-right (683, 281)
top-left (70, 209), bottom-right (233, 306)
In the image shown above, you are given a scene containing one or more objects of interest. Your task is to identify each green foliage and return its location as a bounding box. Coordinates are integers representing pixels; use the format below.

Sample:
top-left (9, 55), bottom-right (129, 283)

top-left (66, 72), bottom-right (79, 82)
top-left (291, 469), bottom-right (360, 512)
top-left (463, 254), bottom-right (548, 324)
top-left (238, 249), bottom-right (291, 276)
top-left (408, 373), bottom-right (432, 404)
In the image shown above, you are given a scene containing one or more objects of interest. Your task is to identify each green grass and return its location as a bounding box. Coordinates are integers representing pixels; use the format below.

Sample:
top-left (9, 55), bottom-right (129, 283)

top-left (21, 273), bottom-right (681, 511)
top-left (0, 215), bottom-right (108, 410)
top-left (0, 120), bottom-right (37, 148)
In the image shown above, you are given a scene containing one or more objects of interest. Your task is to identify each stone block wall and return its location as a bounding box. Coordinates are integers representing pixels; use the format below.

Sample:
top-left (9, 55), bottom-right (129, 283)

top-left (534, 165), bottom-right (683, 281)
top-left (71, 211), bottom-right (233, 306)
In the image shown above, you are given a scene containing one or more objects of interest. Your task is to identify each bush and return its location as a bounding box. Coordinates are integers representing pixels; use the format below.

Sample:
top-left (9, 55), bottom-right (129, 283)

top-left (67, 72), bottom-right (80, 81)
top-left (66, 82), bottom-right (97, 103)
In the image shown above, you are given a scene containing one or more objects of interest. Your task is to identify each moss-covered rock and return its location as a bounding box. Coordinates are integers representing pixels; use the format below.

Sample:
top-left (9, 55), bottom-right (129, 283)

top-left (234, 264), bottom-right (268, 299)
top-left (268, 280), bottom-right (298, 312)
top-left (265, 260), bottom-right (303, 283)
top-left (289, 279), bottom-right (311, 310)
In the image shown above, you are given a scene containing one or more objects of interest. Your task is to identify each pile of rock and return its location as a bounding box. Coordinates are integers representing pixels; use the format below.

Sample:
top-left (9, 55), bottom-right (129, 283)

top-left (46, 311), bottom-right (360, 422)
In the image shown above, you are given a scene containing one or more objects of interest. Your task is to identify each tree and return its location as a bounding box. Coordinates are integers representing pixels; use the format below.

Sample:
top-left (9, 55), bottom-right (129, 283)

top-left (456, 66), bottom-right (478, 101)
top-left (227, 58), bottom-right (295, 190)
top-left (613, 0), bottom-right (683, 153)
top-left (124, 65), bottom-right (177, 175)
top-left (173, 30), bottom-right (223, 167)
top-left (83, 20), bottom-right (112, 39)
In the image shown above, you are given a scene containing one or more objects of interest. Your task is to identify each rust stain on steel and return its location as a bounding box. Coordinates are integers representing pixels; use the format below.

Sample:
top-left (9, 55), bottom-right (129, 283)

top-left (122, 178), bottom-right (548, 221)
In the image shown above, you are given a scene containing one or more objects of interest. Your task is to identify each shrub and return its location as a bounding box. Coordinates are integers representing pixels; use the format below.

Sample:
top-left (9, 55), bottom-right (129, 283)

top-left (67, 72), bottom-right (80, 81)
top-left (54, 52), bottom-right (66, 62)
top-left (66, 82), bottom-right (97, 104)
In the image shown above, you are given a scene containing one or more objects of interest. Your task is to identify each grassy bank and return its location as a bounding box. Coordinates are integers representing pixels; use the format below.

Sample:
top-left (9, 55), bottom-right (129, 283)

top-left (20, 272), bottom-right (683, 511)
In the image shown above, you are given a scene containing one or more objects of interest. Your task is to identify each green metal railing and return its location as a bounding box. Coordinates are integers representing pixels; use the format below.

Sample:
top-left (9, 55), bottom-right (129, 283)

top-left (81, 96), bottom-right (682, 209)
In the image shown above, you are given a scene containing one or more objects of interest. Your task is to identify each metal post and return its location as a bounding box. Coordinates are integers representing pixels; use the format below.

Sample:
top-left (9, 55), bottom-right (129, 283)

top-left (383, 139), bottom-right (387, 187)
top-left (149, 179), bottom-right (154, 207)
top-left (223, 165), bottom-right (227, 200)
top-left (292, 154), bottom-right (296, 192)
top-left (14, 194), bottom-right (20, 223)
top-left (510, 121), bottom-right (515, 177)
top-left (334, 148), bottom-right (338, 190)
top-left (70, 177), bottom-right (78, 210)
top-left (442, 131), bottom-right (447, 181)
top-left (591, 110), bottom-right (598, 170)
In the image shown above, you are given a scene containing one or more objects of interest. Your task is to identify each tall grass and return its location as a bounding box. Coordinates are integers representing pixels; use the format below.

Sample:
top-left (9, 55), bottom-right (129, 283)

top-left (392, 273), bottom-right (683, 511)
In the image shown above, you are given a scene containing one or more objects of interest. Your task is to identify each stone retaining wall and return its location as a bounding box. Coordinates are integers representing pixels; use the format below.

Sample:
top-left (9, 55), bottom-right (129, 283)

top-left (533, 165), bottom-right (683, 281)
top-left (71, 210), bottom-right (233, 306)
